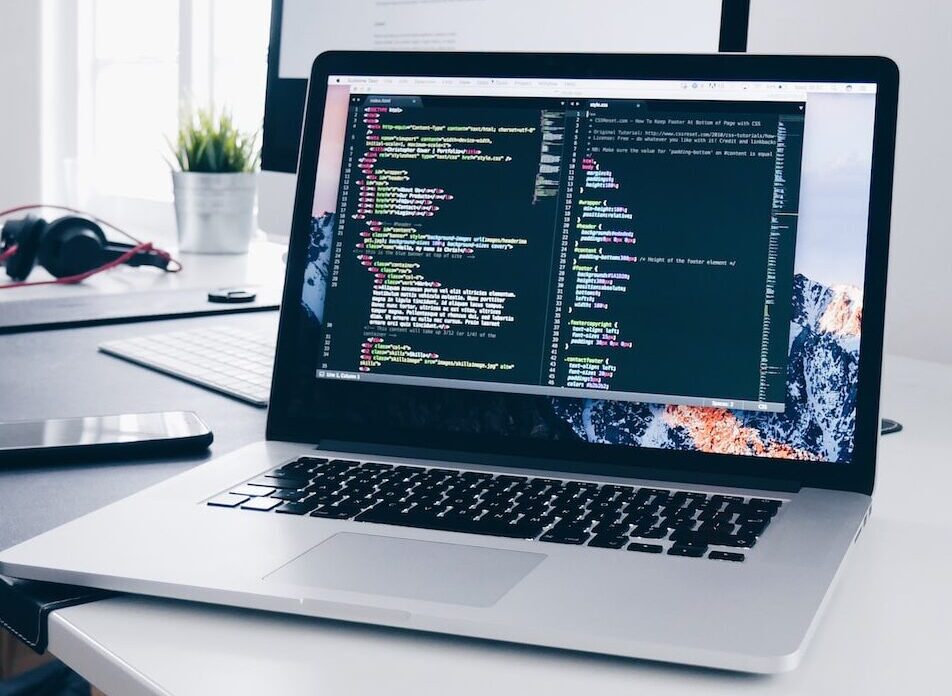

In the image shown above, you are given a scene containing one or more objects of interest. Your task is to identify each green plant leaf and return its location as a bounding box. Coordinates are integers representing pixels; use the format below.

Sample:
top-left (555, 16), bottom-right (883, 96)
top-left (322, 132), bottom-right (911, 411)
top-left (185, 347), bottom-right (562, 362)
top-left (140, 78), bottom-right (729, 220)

top-left (167, 106), bottom-right (261, 173)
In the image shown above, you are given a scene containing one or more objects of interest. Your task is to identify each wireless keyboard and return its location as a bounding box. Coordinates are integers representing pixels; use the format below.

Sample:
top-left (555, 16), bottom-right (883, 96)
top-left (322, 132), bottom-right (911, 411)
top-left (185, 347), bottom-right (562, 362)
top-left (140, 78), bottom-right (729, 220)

top-left (99, 326), bottom-right (276, 406)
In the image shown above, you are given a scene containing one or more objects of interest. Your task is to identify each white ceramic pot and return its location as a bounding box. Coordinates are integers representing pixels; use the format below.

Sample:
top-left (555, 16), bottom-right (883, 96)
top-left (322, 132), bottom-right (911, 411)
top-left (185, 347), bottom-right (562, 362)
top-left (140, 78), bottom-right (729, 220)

top-left (172, 171), bottom-right (258, 254)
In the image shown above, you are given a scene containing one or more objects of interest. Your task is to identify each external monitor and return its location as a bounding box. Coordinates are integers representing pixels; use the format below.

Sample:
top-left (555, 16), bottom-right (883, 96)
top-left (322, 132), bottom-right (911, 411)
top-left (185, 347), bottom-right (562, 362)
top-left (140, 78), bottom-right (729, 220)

top-left (257, 0), bottom-right (751, 237)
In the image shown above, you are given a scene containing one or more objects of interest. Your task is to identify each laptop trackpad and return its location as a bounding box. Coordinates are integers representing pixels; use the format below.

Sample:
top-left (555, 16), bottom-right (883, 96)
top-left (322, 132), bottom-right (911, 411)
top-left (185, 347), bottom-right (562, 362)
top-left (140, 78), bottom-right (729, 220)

top-left (265, 532), bottom-right (545, 607)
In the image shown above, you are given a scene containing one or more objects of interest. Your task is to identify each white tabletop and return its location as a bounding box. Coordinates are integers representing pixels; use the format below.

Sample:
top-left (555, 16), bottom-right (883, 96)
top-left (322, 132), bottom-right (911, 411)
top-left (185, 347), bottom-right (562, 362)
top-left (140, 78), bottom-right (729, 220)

top-left (43, 354), bottom-right (952, 695)
top-left (0, 235), bottom-right (286, 303)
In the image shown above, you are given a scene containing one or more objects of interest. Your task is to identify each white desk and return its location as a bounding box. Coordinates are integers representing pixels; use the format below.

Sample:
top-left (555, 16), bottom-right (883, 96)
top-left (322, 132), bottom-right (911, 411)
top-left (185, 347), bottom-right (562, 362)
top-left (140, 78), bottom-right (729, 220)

top-left (0, 237), bottom-right (286, 303)
top-left (36, 355), bottom-right (952, 695)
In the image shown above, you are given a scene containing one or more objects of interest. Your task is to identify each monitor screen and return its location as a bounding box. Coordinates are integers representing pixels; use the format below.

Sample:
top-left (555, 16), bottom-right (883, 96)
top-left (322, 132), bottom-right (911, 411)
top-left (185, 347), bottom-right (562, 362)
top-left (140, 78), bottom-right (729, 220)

top-left (263, 0), bottom-right (746, 173)
top-left (279, 1), bottom-right (725, 79)
top-left (295, 74), bottom-right (876, 465)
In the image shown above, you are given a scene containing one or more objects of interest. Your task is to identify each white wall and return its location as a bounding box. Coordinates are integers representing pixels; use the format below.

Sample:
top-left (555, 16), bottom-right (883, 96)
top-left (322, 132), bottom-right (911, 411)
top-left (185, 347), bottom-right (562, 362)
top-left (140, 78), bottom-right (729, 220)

top-left (749, 0), bottom-right (952, 364)
top-left (259, 170), bottom-right (296, 239)
top-left (0, 0), bottom-right (42, 210)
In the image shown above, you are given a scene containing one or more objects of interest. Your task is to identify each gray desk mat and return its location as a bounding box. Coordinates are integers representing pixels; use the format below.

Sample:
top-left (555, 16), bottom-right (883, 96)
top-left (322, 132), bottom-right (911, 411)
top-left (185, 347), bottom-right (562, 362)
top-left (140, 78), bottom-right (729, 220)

top-left (0, 285), bottom-right (280, 334)
top-left (0, 313), bottom-right (276, 652)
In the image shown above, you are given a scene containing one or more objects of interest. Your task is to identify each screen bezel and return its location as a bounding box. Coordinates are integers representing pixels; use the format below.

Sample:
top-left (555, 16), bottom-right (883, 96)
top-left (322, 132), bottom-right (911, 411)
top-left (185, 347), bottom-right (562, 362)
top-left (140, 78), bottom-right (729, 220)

top-left (261, 0), bottom-right (752, 173)
top-left (268, 51), bottom-right (898, 496)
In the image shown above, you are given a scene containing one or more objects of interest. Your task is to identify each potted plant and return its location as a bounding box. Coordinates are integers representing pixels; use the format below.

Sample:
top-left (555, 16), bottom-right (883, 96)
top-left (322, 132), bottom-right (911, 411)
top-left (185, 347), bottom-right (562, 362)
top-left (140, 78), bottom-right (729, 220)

top-left (169, 108), bottom-right (261, 254)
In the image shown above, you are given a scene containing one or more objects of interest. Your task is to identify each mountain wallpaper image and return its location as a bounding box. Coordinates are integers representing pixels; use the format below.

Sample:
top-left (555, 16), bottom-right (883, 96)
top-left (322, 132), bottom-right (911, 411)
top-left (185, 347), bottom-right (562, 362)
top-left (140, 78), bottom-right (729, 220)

top-left (549, 274), bottom-right (862, 463)
top-left (301, 214), bottom-right (336, 326)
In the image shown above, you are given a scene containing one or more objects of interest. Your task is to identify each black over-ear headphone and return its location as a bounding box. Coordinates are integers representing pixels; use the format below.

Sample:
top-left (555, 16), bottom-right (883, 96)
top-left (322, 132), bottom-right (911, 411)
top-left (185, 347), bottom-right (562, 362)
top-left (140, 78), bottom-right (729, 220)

top-left (0, 212), bottom-right (175, 282)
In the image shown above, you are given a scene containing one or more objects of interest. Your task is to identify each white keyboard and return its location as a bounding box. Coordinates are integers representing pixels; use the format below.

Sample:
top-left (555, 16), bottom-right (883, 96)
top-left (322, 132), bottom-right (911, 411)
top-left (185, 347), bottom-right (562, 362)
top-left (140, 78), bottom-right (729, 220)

top-left (99, 326), bottom-right (276, 406)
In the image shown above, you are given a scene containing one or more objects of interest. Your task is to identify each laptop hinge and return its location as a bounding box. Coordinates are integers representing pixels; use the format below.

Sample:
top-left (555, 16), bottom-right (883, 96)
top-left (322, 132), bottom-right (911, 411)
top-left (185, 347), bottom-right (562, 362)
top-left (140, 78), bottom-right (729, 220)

top-left (315, 439), bottom-right (802, 493)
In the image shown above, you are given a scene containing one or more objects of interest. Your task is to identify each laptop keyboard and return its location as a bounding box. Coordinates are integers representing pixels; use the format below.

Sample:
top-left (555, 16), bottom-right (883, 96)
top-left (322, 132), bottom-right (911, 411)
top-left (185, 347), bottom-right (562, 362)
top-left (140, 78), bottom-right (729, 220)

top-left (208, 457), bottom-right (785, 561)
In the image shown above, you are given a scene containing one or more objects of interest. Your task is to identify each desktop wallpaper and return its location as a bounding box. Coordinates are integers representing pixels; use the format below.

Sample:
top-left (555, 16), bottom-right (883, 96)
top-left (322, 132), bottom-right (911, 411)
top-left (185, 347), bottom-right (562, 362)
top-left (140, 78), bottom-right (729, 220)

top-left (301, 86), bottom-right (875, 465)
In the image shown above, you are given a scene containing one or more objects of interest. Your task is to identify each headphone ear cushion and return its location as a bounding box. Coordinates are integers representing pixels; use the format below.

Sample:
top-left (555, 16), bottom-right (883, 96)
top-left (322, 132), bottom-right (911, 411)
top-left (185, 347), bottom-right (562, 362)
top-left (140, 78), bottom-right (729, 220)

top-left (1, 216), bottom-right (47, 281)
top-left (37, 217), bottom-right (109, 278)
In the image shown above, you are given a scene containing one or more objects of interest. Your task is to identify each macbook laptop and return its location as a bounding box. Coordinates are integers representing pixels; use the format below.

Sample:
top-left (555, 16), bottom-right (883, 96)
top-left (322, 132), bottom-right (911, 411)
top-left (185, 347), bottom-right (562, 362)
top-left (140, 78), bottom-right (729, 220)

top-left (0, 52), bottom-right (898, 673)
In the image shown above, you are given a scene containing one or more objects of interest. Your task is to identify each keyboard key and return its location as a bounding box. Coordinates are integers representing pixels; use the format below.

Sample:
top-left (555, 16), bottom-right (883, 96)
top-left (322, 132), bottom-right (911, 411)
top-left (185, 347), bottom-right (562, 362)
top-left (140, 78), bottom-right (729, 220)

top-left (630, 525), bottom-right (668, 539)
top-left (529, 477), bottom-right (563, 487)
top-left (231, 484), bottom-right (274, 497)
top-left (709, 551), bottom-right (745, 562)
top-left (310, 505), bottom-right (357, 519)
top-left (265, 471), bottom-right (310, 485)
top-left (241, 497), bottom-right (282, 512)
top-left (540, 523), bottom-right (589, 545)
top-left (207, 493), bottom-right (249, 508)
top-left (494, 475), bottom-right (527, 485)
top-left (698, 507), bottom-right (735, 522)
top-left (592, 520), bottom-right (629, 535)
top-left (248, 476), bottom-right (301, 490)
top-left (274, 500), bottom-right (321, 515)
top-left (738, 520), bottom-right (769, 537)
top-left (551, 502), bottom-right (587, 517)
top-left (272, 489), bottom-right (309, 502)
top-left (588, 534), bottom-right (628, 549)
top-left (627, 542), bottom-right (663, 554)
top-left (276, 462), bottom-right (308, 475)
top-left (749, 498), bottom-right (782, 512)
top-left (669, 529), bottom-right (708, 545)
top-left (668, 544), bottom-right (707, 558)
top-left (710, 494), bottom-right (743, 505)
top-left (387, 464), bottom-right (416, 475)
top-left (595, 484), bottom-right (630, 499)
top-left (328, 459), bottom-right (360, 468)
top-left (517, 515), bottom-right (555, 535)
top-left (294, 456), bottom-right (328, 468)
top-left (721, 535), bottom-right (756, 549)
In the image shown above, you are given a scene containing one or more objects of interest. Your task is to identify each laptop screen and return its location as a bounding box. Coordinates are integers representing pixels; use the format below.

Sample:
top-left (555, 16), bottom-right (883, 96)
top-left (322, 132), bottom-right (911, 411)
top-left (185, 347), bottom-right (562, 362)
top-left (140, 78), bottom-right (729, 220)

top-left (297, 74), bottom-right (876, 466)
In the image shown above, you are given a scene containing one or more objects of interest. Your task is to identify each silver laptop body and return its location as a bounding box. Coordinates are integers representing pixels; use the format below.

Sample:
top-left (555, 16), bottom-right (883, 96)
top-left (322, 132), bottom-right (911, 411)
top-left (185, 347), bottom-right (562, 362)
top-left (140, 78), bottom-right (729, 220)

top-left (0, 52), bottom-right (898, 674)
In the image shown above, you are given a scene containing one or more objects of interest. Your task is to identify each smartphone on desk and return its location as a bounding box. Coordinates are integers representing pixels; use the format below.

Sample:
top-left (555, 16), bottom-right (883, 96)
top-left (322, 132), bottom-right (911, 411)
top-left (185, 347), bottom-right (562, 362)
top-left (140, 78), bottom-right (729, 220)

top-left (0, 411), bottom-right (213, 465)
